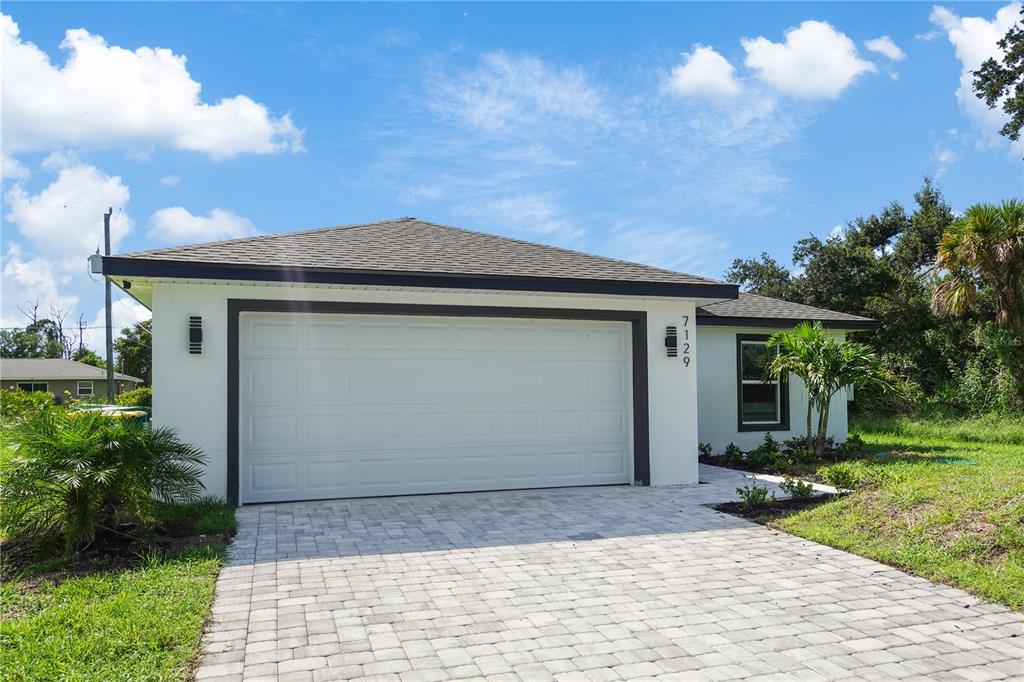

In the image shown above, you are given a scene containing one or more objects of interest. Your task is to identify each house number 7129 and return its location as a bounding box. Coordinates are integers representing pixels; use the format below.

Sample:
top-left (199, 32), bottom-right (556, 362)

top-left (680, 315), bottom-right (691, 367)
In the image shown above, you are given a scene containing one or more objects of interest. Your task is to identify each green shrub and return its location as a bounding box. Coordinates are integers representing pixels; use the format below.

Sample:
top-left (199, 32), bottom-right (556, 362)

top-left (736, 476), bottom-right (774, 508)
top-left (778, 476), bottom-right (816, 500)
top-left (0, 410), bottom-right (206, 557)
top-left (817, 463), bottom-right (861, 490)
top-left (115, 386), bottom-right (152, 407)
top-left (698, 442), bottom-right (713, 458)
top-left (834, 433), bottom-right (866, 459)
top-left (0, 390), bottom-right (55, 424)
top-left (746, 433), bottom-right (791, 471)
top-left (722, 442), bottom-right (744, 466)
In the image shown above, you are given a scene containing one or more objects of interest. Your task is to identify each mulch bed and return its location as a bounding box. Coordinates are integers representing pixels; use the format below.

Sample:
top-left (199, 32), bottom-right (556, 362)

top-left (710, 493), bottom-right (837, 523)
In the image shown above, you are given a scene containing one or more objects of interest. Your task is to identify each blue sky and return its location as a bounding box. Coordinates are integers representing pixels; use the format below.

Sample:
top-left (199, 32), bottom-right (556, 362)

top-left (2, 2), bottom-right (1021, 349)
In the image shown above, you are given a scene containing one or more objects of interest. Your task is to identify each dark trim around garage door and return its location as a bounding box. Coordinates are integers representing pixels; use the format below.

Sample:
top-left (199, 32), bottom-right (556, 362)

top-left (226, 299), bottom-right (650, 505)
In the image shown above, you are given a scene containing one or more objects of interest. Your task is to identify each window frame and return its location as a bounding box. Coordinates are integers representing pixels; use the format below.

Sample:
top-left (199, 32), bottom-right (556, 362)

top-left (736, 334), bottom-right (789, 432)
top-left (16, 382), bottom-right (48, 393)
top-left (77, 380), bottom-right (94, 396)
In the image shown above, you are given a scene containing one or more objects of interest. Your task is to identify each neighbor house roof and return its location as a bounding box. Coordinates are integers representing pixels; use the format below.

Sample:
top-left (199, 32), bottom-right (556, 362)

top-left (696, 293), bottom-right (876, 329)
top-left (0, 358), bottom-right (143, 382)
top-left (102, 217), bottom-right (739, 299)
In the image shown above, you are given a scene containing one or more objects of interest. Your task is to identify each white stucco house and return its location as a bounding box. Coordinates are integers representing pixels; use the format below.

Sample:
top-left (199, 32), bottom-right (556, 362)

top-left (100, 218), bottom-right (873, 505)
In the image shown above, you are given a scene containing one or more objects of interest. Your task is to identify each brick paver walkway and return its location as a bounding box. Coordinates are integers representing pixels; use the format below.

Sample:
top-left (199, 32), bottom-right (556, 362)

top-left (195, 465), bottom-right (1023, 681)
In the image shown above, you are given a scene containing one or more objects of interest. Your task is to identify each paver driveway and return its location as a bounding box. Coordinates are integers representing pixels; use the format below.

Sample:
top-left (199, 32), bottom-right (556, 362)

top-left (196, 466), bottom-right (1023, 681)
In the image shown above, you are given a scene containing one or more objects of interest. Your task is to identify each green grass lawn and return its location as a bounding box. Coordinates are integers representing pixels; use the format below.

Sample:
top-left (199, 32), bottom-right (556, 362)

top-left (777, 415), bottom-right (1024, 611)
top-left (0, 501), bottom-right (235, 682)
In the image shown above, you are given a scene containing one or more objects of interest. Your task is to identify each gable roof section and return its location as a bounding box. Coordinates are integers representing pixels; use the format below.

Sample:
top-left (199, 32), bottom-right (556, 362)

top-left (103, 218), bottom-right (739, 299)
top-left (1, 358), bottom-right (143, 382)
top-left (696, 293), bottom-right (875, 329)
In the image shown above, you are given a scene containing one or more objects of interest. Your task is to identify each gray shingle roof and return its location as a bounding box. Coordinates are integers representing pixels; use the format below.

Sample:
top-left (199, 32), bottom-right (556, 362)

top-left (0, 358), bottom-right (142, 382)
top-left (696, 293), bottom-right (875, 329)
top-left (110, 217), bottom-right (729, 289)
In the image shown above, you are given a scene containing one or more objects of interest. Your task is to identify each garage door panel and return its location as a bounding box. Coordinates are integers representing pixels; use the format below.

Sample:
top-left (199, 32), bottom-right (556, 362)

top-left (239, 313), bottom-right (631, 503)
top-left (306, 321), bottom-right (351, 350)
top-left (248, 319), bottom-right (297, 350)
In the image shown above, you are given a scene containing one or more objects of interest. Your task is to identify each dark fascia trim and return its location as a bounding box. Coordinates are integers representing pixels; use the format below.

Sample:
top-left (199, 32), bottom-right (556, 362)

top-left (735, 333), bottom-right (790, 433)
top-left (697, 314), bottom-right (876, 330)
top-left (104, 257), bottom-right (739, 300)
top-left (226, 299), bottom-right (651, 506)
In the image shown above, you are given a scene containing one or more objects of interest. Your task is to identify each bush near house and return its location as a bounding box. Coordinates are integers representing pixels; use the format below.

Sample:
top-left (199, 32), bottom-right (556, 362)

top-left (700, 432), bottom-right (868, 481)
top-left (0, 410), bottom-right (233, 682)
top-left (1, 410), bottom-right (206, 558)
top-left (115, 386), bottom-right (152, 407)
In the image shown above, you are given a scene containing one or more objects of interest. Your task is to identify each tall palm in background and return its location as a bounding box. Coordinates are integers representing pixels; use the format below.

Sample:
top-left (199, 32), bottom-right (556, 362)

top-left (932, 200), bottom-right (1024, 396)
top-left (767, 322), bottom-right (901, 457)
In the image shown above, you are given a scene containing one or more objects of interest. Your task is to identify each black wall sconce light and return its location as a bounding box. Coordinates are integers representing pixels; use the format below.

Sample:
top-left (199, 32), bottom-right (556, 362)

top-left (189, 316), bottom-right (203, 354)
top-left (665, 326), bottom-right (678, 357)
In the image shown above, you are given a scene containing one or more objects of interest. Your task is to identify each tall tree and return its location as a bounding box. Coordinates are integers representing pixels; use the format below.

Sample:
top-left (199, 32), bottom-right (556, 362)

top-left (973, 4), bottom-right (1024, 147)
top-left (723, 252), bottom-right (795, 300)
top-left (114, 320), bottom-right (152, 385)
top-left (932, 199), bottom-right (1024, 396)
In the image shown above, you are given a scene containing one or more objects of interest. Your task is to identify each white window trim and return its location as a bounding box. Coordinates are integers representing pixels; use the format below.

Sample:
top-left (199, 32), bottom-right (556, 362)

top-left (77, 380), bottom-right (94, 396)
top-left (737, 337), bottom-right (788, 430)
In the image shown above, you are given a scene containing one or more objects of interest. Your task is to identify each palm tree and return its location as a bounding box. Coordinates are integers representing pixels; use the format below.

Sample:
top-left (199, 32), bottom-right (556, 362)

top-left (767, 322), bottom-right (901, 457)
top-left (766, 322), bottom-right (823, 448)
top-left (932, 199), bottom-right (1024, 393)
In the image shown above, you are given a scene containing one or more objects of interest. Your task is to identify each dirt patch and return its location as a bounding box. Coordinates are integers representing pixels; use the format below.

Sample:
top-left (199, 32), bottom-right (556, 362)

top-left (710, 494), bottom-right (837, 523)
top-left (0, 530), bottom-right (233, 590)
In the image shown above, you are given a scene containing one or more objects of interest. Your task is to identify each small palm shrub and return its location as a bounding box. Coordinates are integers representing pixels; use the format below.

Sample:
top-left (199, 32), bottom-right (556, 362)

top-left (0, 409), bottom-right (206, 557)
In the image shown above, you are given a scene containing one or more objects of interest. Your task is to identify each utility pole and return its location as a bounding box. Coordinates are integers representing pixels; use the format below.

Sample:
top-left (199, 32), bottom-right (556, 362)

top-left (104, 208), bottom-right (115, 403)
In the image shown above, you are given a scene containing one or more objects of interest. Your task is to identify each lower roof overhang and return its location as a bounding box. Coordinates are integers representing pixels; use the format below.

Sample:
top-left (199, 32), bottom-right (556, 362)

top-left (695, 314), bottom-right (877, 330)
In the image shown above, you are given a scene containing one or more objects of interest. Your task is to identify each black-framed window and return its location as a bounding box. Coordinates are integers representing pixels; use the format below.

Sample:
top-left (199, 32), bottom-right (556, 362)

top-left (736, 335), bottom-right (789, 431)
top-left (16, 382), bottom-right (48, 393)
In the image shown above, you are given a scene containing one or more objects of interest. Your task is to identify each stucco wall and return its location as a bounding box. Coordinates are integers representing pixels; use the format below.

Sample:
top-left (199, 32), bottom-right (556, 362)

top-left (152, 281), bottom-right (701, 500)
top-left (695, 325), bottom-right (849, 452)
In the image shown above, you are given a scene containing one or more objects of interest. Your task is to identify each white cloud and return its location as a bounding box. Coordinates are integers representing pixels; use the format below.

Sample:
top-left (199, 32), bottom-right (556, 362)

top-left (0, 13), bottom-right (303, 159)
top-left (601, 225), bottom-right (728, 275)
top-left (81, 297), bottom-right (151, 353)
top-left (664, 45), bottom-right (741, 98)
top-left (430, 52), bottom-right (607, 132)
top-left (930, 3), bottom-right (1023, 153)
top-left (864, 36), bottom-right (906, 61)
top-left (1, 154), bottom-right (29, 183)
top-left (4, 160), bottom-right (133, 267)
top-left (829, 224), bottom-right (845, 239)
top-left (159, 175), bottom-right (182, 186)
top-left (148, 207), bottom-right (257, 243)
top-left (0, 245), bottom-right (78, 327)
top-left (742, 20), bottom-right (877, 99)
top-left (933, 143), bottom-right (960, 177)
top-left (458, 193), bottom-right (582, 244)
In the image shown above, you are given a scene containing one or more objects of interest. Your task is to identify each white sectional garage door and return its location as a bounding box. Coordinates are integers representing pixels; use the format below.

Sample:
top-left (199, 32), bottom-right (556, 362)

top-left (239, 312), bottom-right (632, 503)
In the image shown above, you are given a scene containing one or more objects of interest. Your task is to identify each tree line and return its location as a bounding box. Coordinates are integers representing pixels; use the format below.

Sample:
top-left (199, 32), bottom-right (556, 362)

top-left (726, 182), bottom-right (1023, 415)
top-left (1, 311), bottom-right (152, 386)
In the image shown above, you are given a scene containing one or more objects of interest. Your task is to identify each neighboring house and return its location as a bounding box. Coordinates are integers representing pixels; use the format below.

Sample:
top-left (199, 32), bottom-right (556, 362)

top-left (100, 218), bottom-right (873, 505)
top-left (1, 358), bottom-right (143, 402)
